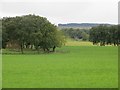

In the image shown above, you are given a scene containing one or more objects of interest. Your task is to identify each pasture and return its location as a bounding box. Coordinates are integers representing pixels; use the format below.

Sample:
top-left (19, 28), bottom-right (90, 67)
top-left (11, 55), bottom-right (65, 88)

top-left (2, 46), bottom-right (118, 88)
top-left (66, 39), bottom-right (93, 46)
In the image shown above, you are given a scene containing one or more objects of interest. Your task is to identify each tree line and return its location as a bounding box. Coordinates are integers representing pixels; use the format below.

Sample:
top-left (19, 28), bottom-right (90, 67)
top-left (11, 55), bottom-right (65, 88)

top-left (89, 25), bottom-right (120, 46)
top-left (61, 25), bottom-right (120, 46)
top-left (2, 14), bottom-right (66, 53)
top-left (1, 14), bottom-right (120, 53)
top-left (0, 19), bottom-right (1, 49)
top-left (61, 28), bottom-right (89, 41)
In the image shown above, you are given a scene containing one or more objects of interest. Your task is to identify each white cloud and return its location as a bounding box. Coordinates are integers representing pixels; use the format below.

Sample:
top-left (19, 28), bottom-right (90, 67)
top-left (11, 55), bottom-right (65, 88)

top-left (0, 0), bottom-right (119, 24)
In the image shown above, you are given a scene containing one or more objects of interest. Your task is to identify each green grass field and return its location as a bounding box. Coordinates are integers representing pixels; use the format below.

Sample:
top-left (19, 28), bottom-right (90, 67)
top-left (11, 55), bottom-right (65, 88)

top-left (2, 46), bottom-right (118, 88)
top-left (66, 39), bottom-right (93, 46)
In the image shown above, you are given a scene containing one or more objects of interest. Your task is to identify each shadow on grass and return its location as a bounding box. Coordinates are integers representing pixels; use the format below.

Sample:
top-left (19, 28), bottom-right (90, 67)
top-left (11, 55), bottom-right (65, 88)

top-left (2, 49), bottom-right (70, 55)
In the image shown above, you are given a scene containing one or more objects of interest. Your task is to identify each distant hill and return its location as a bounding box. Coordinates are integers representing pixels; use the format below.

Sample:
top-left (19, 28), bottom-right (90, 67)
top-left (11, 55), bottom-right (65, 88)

top-left (58, 23), bottom-right (112, 29)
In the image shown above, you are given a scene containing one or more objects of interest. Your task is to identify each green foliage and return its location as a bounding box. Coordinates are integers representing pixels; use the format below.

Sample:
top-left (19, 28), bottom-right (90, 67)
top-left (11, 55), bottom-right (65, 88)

top-left (0, 19), bottom-right (2, 49)
top-left (89, 25), bottom-right (119, 46)
top-left (2, 14), bottom-right (65, 53)
top-left (61, 28), bottom-right (89, 41)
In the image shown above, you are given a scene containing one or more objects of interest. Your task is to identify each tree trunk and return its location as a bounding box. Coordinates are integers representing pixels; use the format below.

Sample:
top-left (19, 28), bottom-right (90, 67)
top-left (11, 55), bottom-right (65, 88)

top-left (20, 44), bottom-right (24, 54)
top-left (53, 46), bottom-right (56, 52)
top-left (43, 48), bottom-right (45, 52)
top-left (35, 46), bottom-right (39, 54)
top-left (114, 42), bottom-right (116, 46)
top-left (46, 48), bottom-right (50, 52)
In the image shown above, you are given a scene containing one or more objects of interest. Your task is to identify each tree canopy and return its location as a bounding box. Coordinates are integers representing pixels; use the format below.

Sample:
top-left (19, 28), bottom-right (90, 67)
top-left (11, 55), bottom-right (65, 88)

top-left (2, 14), bottom-right (66, 53)
top-left (89, 25), bottom-right (119, 46)
top-left (61, 28), bottom-right (89, 41)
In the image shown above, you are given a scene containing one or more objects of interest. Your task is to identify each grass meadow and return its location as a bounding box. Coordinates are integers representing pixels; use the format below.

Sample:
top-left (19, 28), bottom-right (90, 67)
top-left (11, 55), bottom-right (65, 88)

top-left (66, 39), bottom-right (93, 46)
top-left (2, 46), bottom-right (118, 88)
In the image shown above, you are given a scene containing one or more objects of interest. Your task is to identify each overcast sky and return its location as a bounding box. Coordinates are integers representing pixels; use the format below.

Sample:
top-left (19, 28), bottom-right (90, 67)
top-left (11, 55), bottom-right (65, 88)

top-left (0, 0), bottom-right (119, 25)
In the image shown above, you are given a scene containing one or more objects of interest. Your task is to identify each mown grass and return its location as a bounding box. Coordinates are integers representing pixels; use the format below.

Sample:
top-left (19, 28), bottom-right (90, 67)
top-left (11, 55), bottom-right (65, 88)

top-left (2, 46), bottom-right (118, 88)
